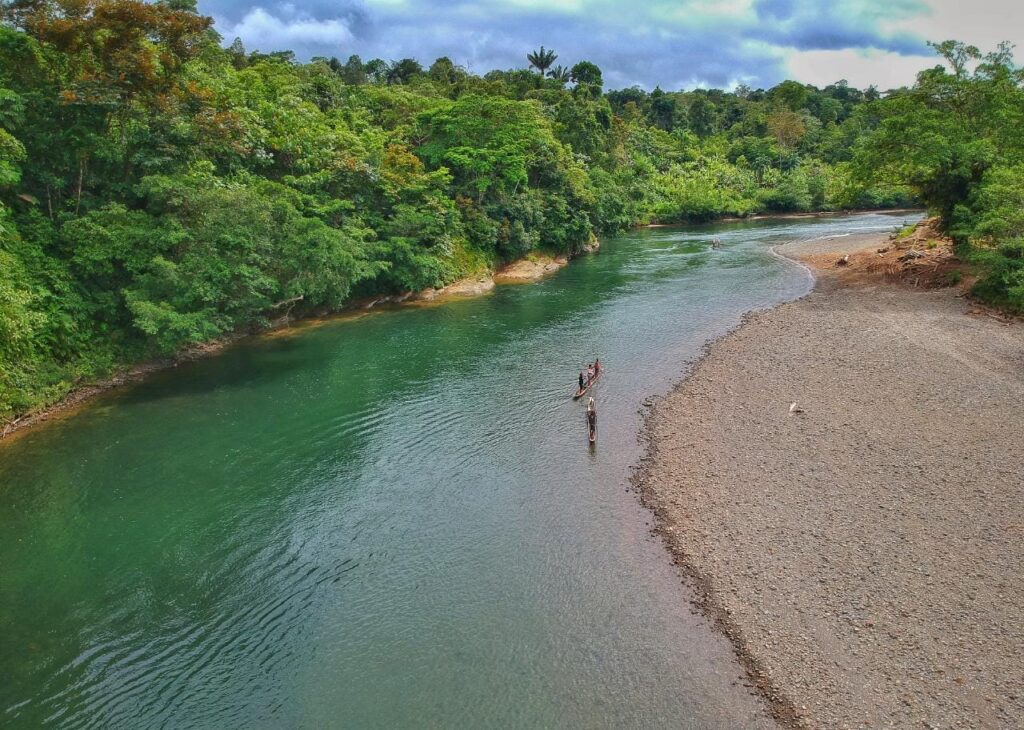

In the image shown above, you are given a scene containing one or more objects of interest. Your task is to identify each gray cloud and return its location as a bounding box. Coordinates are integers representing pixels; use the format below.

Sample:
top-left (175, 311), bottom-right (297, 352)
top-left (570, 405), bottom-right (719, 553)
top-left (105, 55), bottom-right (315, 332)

top-left (751, 0), bottom-right (930, 54)
top-left (201, 0), bottom-right (941, 89)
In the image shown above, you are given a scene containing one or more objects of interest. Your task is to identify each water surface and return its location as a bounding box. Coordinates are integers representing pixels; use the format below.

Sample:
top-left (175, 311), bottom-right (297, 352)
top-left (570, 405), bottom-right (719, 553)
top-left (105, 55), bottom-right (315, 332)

top-left (0, 212), bottom-right (915, 728)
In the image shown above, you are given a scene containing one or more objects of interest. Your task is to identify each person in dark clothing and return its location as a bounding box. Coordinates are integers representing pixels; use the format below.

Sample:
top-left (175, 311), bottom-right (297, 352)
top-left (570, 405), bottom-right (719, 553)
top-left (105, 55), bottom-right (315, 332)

top-left (579, 371), bottom-right (585, 391)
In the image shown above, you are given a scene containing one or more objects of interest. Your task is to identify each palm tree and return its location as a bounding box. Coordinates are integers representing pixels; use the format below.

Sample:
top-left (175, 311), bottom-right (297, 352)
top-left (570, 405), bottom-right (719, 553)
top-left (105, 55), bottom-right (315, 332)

top-left (527, 46), bottom-right (557, 76)
top-left (547, 65), bottom-right (571, 84)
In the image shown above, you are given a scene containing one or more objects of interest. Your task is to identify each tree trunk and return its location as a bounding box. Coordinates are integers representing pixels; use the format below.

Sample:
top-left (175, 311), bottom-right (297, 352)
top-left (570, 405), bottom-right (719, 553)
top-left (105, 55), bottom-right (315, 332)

top-left (76, 158), bottom-right (85, 216)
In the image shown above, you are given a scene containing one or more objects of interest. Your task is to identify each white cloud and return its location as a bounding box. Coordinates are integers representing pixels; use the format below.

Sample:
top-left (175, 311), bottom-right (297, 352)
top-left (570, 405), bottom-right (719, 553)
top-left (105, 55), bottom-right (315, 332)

top-left (655, 0), bottom-right (756, 24)
top-left (219, 7), bottom-right (355, 49)
top-left (881, 0), bottom-right (1024, 52)
top-left (504, 0), bottom-right (585, 11)
top-left (785, 47), bottom-right (935, 89)
top-left (205, 0), bottom-right (1020, 89)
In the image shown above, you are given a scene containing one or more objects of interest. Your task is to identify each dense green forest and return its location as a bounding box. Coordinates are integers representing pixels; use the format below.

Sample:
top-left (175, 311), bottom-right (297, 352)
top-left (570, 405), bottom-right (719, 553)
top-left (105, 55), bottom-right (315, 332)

top-left (0, 0), bottom-right (1020, 421)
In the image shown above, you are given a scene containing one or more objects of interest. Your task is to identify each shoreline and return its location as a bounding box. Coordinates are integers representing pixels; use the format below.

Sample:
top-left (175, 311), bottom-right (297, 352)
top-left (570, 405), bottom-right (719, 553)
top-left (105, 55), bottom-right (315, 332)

top-left (643, 207), bottom-right (924, 228)
top-left (635, 229), bottom-right (1024, 727)
top-left (630, 309), bottom-right (808, 728)
top-left (2, 209), bottom-right (911, 444)
top-left (0, 250), bottom-right (582, 444)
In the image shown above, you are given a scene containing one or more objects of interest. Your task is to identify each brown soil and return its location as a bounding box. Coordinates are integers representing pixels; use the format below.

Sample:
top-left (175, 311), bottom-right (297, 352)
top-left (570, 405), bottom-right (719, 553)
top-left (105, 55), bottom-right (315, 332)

top-left (412, 276), bottom-right (496, 301)
top-left (800, 217), bottom-right (969, 290)
top-left (636, 223), bottom-right (1024, 728)
top-left (493, 254), bottom-right (571, 283)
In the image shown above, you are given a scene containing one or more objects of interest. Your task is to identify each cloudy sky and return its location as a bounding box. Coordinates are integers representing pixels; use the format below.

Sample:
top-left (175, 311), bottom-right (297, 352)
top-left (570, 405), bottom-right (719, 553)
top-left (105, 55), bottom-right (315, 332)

top-left (199, 0), bottom-right (1023, 90)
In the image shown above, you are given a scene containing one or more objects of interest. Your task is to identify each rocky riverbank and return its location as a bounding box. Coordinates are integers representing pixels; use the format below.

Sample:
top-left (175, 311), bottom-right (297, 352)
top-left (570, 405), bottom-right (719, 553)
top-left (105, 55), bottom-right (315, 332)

top-left (637, 229), bottom-right (1024, 728)
top-left (493, 253), bottom-right (570, 283)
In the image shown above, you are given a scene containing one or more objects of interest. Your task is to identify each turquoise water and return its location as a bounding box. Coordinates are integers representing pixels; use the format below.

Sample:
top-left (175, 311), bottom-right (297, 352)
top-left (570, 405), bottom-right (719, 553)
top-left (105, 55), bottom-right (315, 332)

top-left (0, 213), bottom-right (914, 728)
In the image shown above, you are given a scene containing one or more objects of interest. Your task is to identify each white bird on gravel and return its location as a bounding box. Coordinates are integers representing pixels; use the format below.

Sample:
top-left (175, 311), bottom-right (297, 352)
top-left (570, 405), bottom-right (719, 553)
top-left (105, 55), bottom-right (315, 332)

top-left (789, 402), bottom-right (805, 414)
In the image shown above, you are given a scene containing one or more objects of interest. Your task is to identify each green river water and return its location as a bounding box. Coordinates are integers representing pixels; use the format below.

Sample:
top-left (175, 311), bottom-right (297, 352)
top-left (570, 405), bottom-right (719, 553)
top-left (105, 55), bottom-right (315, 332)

top-left (1, 213), bottom-right (915, 729)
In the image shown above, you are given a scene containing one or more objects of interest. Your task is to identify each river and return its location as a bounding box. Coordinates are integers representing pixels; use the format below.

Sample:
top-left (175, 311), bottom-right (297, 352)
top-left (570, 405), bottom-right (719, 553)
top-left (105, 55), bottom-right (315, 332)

top-left (0, 212), bottom-right (914, 728)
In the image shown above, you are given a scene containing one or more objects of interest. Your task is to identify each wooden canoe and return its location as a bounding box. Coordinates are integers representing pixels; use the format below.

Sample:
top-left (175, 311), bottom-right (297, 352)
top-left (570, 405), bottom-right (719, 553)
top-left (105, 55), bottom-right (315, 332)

top-left (572, 369), bottom-right (602, 399)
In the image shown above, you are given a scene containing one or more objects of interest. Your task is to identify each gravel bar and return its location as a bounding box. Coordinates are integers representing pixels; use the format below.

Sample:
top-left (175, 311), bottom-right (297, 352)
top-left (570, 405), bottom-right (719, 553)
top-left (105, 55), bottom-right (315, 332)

top-left (638, 233), bottom-right (1024, 728)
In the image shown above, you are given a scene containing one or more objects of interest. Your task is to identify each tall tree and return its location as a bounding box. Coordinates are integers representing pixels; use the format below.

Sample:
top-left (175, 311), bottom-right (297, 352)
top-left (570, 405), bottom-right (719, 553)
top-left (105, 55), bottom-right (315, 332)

top-left (768, 80), bottom-right (809, 111)
top-left (1, 0), bottom-right (213, 208)
top-left (429, 56), bottom-right (462, 85)
top-left (570, 60), bottom-right (603, 97)
top-left (648, 87), bottom-right (675, 130)
top-left (340, 55), bottom-right (368, 85)
top-left (767, 109), bottom-right (806, 149)
top-left (364, 58), bottom-right (389, 84)
top-left (526, 46), bottom-right (557, 76)
top-left (688, 95), bottom-right (716, 137)
top-left (547, 65), bottom-right (572, 85)
top-left (386, 58), bottom-right (424, 85)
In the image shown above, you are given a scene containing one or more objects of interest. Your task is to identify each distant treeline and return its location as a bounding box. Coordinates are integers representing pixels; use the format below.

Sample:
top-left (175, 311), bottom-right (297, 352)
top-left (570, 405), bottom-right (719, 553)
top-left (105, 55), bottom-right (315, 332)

top-left (0, 0), bottom-right (1017, 421)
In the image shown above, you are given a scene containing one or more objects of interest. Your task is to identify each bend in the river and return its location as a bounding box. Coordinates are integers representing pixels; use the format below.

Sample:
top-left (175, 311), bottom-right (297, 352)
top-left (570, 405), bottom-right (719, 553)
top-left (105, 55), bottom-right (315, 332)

top-left (0, 212), bottom-right (918, 729)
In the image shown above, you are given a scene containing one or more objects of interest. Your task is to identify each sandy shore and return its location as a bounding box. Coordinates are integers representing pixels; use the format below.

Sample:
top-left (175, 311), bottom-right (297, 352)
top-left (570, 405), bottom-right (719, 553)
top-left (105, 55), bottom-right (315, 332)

top-left (638, 231), bottom-right (1024, 728)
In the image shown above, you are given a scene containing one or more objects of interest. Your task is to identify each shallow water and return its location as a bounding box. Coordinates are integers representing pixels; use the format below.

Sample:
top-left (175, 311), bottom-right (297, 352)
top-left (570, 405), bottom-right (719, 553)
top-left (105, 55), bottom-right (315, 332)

top-left (0, 212), bottom-right (915, 728)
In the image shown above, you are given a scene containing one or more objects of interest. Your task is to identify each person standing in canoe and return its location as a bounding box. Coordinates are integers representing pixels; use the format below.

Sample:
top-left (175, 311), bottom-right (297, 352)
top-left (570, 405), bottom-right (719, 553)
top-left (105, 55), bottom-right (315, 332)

top-left (578, 371), bottom-right (585, 391)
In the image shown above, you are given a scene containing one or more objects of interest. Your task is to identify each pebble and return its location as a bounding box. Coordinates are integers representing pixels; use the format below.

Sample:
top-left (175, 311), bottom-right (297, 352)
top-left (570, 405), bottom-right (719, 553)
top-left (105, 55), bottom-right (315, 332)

top-left (636, 234), bottom-right (1024, 729)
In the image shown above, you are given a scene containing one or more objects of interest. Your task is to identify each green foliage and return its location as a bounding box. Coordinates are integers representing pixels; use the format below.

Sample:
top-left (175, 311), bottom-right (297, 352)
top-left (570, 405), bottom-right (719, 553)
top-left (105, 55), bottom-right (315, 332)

top-left (547, 65), bottom-right (572, 85)
top-left (129, 173), bottom-right (375, 351)
top-left (0, 260), bottom-right (39, 357)
top-left (570, 61), bottom-right (603, 97)
top-left (958, 164), bottom-right (1024, 310)
top-left (416, 94), bottom-right (594, 257)
top-left (649, 160), bottom-right (759, 222)
top-left (854, 41), bottom-right (1024, 309)
top-left (760, 166), bottom-right (812, 212)
top-left (527, 47), bottom-right (557, 76)
top-left (0, 0), bottom-right (921, 420)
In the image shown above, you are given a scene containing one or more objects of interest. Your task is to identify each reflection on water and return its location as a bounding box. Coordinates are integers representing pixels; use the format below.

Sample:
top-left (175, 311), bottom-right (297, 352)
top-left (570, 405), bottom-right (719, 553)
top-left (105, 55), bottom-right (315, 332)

top-left (0, 213), bottom-right (917, 728)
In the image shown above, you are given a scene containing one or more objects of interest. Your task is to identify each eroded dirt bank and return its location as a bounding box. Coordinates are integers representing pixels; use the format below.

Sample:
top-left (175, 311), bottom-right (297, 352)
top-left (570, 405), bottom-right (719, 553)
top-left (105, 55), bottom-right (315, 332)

top-left (638, 231), bottom-right (1024, 728)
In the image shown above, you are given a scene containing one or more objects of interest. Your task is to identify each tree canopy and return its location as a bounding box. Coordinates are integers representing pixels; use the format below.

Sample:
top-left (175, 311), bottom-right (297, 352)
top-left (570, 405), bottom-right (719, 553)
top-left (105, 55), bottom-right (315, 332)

top-left (16, 0), bottom-right (1017, 422)
top-left (851, 41), bottom-right (1024, 310)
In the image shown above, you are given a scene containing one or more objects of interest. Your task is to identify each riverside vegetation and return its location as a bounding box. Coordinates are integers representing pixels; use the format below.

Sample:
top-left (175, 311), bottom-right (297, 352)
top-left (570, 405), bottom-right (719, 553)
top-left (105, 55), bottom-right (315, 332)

top-left (0, 0), bottom-right (1020, 422)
